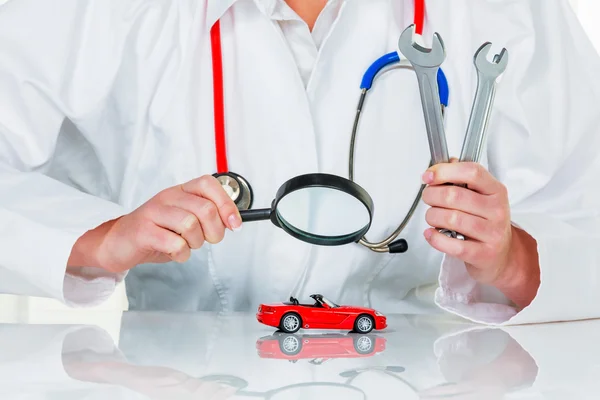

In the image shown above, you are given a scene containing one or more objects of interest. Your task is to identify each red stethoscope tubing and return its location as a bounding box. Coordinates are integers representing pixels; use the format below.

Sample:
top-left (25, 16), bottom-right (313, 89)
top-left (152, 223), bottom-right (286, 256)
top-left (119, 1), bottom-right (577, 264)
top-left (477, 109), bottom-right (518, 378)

top-left (414, 0), bottom-right (425, 35)
top-left (209, 1), bottom-right (425, 174)
top-left (210, 20), bottom-right (228, 174)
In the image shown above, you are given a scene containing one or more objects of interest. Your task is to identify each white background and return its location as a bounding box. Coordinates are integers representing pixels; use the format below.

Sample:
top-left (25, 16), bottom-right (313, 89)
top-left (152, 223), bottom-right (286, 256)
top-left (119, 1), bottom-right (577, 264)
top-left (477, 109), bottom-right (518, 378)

top-left (0, 0), bottom-right (599, 318)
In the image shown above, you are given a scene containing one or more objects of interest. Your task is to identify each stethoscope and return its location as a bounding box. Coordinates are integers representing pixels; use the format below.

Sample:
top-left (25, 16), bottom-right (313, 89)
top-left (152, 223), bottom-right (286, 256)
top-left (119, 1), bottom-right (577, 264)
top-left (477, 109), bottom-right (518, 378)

top-left (198, 366), bottom-right (408, 399)
top-left (210, 19), bottom-right (254, 210)
top-left (198, 365), bottom-right (476, 399)
top-left (209, 0), bottom-right (449, 253)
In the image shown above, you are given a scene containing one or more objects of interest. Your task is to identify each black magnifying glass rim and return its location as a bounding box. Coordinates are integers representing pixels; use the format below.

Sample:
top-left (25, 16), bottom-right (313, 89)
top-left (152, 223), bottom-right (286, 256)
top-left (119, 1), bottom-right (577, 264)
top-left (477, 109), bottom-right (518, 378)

top-left (271, 173), bottom-right (374, 247)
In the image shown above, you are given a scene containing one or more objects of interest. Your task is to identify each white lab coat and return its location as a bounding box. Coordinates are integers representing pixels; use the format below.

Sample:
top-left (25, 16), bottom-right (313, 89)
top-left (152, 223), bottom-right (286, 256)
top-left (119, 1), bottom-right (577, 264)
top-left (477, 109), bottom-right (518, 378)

top-left (0, 0), bottom-right (599, 325)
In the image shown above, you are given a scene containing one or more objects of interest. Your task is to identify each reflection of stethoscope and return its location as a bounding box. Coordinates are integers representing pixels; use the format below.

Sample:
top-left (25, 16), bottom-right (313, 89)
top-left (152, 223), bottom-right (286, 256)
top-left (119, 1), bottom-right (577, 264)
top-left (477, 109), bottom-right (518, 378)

top-left (199, 366), bottom-right (407, 399)
top-left (209, 0), bottom-right (450, 253)
top-left (200, 365), bottom-right (479, 399)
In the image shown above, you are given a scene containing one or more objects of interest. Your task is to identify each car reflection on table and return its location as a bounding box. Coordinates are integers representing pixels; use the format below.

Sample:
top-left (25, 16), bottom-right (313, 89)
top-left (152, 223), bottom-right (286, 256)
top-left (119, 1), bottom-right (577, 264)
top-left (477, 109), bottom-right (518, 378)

top-left (256, 332), bottom-right (386, 363)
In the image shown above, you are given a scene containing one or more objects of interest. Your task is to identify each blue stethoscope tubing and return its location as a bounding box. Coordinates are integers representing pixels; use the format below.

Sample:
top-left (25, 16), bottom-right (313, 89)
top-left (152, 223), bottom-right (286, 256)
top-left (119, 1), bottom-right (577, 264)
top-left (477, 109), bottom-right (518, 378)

top-left (349, 51), bottom-right (450, 254)
top-left (360, 51), bottom-right (449, 105)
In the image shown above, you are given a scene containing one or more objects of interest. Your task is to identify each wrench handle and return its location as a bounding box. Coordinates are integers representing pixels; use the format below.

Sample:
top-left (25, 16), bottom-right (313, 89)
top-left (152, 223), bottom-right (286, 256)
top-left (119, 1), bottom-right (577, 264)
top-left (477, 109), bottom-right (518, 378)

top-left (415, 68), bottom-right (456, 238)
top-left (414, 66), bottom-right (450, 165)
top-left (460, 76), bottom-right (498, 163)
top-left (445, 74), bottom-right (498, 241)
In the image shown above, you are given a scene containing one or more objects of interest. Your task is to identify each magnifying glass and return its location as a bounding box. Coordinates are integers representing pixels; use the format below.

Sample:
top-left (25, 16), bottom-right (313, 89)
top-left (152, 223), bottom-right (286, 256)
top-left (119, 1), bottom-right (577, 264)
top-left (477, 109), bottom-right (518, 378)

top-left (240, 173), bottom-right (374, 246)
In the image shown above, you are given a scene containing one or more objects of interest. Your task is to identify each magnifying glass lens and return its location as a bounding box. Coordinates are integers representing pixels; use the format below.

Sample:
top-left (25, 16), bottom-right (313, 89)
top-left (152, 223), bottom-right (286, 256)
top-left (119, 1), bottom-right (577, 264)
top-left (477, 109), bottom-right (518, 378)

top-left (240, 173), bottom-right (374, 246)
top-left (275, 187), bottom-right (371, 246)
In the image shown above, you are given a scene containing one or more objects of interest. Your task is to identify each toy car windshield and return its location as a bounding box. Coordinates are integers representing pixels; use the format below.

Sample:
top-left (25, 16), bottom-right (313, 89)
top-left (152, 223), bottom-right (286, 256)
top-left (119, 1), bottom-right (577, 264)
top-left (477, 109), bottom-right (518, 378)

top-left (314, 295), bottom-right (339, 308)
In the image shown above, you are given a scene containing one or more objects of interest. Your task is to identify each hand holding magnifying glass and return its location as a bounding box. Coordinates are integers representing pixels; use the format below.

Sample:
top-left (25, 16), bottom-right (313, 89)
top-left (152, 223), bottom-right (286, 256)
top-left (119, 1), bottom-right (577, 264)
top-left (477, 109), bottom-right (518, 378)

top-left (68, 172), bottom-right (401, 277)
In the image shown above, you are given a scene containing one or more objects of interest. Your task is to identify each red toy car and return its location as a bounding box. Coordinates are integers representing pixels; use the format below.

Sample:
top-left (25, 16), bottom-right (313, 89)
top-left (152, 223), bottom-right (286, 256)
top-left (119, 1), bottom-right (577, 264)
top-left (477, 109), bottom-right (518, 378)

top-left (256, 294), bottom-right (387, 334)
top-left (256, 332), bottom-right (386, 361)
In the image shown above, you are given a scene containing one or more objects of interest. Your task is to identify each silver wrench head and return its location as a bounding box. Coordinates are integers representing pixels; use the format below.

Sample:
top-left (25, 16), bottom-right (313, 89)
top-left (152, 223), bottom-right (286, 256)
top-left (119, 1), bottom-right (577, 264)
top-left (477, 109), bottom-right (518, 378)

top-left (398, 24), bottom-right (446, 68)
top-left (474, 42), bottom-right (508, 78)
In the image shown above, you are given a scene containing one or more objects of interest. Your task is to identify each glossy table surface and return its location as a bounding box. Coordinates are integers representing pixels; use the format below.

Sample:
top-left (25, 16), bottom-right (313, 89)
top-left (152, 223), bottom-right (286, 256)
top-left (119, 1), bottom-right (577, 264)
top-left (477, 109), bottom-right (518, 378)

top-left (1, 310), bottom-right (599, 399)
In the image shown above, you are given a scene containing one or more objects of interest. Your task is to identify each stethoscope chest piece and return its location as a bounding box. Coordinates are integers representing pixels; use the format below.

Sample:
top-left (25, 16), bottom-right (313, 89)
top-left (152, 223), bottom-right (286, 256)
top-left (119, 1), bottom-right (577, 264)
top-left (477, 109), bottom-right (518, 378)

top-left (213, 172), bottom-right (254, 211)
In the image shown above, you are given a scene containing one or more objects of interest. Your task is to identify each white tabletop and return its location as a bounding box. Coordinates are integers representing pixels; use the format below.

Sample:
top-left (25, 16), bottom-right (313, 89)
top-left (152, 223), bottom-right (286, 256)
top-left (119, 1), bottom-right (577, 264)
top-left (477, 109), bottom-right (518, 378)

top-left (0, 310), bottom-right (598, 399)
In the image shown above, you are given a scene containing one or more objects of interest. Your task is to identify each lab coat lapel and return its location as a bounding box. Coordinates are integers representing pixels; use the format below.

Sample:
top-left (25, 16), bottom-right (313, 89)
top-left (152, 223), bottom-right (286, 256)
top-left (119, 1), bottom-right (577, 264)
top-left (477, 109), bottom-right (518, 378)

top-left (205, 0), bottom-right (240, 29)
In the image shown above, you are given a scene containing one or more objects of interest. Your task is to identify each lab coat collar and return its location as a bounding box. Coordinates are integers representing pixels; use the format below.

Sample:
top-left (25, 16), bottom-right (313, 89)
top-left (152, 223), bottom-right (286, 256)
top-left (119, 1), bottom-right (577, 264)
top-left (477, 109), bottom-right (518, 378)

top-left (205, 0), bottom-right (240, 30)
top-left (205, 0), bottom-right (349, 30)
top-left (206, 0), bottom-right (280, 30)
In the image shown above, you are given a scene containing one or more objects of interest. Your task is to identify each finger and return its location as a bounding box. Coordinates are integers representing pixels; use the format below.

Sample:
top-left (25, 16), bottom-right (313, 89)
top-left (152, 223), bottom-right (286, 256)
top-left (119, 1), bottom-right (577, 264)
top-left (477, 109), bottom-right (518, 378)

top-left (422, 185), bottom-right (493, 220)
top-left (422, 162), bottom-right (503, 195)
top-left (424, 228), bottom-right (487, 265)
top-left (147, 205), bottom-right (205, 249)
top-left (141, 223), bottom-right (191, 263)
top-left (161, 190), bottom-right (227, 244)
top-left (181, 175), bottom-right (242, 231)
top-left (425, 207), bottom-right (490, 242)
top-left (186, 198), bottom-right (226, 244)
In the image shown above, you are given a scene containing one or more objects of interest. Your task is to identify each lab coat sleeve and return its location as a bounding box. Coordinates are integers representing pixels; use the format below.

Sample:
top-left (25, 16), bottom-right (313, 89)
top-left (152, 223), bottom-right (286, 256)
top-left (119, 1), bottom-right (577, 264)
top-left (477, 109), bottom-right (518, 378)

top-left (430, 323), bottom-right (598, 397)
top-left (0, 324), bottom-right (130, 396)
top-left (434, 0), bottom-right (600, 325)
top-left (0, 1), bottom-right (131, 304)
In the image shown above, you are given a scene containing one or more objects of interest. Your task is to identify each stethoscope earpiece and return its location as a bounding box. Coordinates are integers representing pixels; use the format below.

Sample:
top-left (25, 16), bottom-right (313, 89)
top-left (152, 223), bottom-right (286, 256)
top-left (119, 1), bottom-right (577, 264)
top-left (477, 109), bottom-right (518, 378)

top-left (213, 172), bottom-right (254, 211)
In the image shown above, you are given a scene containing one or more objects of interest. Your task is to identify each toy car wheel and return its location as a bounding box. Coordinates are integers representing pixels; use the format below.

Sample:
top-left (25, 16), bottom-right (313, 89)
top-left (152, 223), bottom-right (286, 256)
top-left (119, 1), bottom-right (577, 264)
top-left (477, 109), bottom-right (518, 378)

top-left (279, 312), bottom-right (302, 334)
top-left (353, 335), bottom-right (375, 354)
top-left (353, 314), bottom-right (374, 334)
top-left (278, 334), bottom-right (302, 356)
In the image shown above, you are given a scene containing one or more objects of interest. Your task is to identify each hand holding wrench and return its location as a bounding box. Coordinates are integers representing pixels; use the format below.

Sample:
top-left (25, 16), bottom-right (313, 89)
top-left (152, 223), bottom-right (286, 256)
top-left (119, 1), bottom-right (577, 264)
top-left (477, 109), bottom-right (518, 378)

top-left (399, 26), bottom-right (509, 241)
top-left (399, 25), bottom-right (461, 238)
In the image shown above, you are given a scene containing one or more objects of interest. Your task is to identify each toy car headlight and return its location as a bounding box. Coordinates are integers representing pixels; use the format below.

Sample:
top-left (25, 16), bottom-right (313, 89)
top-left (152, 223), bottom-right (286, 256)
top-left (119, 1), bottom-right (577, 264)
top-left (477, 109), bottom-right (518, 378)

top-left (375, 311), bottom-right (383, 316)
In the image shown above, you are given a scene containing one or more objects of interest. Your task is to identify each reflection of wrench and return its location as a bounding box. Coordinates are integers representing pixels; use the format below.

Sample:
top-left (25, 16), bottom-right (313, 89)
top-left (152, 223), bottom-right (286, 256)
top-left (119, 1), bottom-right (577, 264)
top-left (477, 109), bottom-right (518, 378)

top-left (440, 43), bottom-right (509, 241)
top-left (459, 42), bottom-right (508, 163)
top-left (398, 24), bottom-right (449, 165)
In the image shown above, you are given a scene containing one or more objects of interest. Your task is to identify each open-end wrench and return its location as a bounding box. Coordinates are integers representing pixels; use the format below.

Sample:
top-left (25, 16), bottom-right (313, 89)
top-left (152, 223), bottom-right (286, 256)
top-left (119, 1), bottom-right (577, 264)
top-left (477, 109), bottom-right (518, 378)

top-left (398, 24), bottom-right (450, 165)
top-left (459, 42), bottom-right (508, 164)
top-left (399, 24), bottom-right (461, 238)
top-left (439, 42), bottom-right (509, 240)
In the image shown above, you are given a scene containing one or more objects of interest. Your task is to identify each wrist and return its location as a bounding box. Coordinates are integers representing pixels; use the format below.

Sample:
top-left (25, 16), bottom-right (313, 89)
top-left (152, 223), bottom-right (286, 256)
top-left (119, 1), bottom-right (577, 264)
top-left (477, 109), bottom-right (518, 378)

top-left (493, 225), bottom-right (541, 309)
top-left (67, 218), bottom-right (119, 273)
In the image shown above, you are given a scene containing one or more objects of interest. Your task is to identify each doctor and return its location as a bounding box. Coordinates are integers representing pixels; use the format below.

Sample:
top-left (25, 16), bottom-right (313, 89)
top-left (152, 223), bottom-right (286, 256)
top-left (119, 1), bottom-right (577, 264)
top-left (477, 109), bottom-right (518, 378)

top-left (0, 0), bottom-right (599, 325)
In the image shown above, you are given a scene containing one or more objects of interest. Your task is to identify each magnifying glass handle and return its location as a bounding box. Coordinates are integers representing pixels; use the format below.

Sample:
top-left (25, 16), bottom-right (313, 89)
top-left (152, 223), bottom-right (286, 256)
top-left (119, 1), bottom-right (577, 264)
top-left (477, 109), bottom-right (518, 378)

top-left (240, 208), bottom-right (272, 223)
